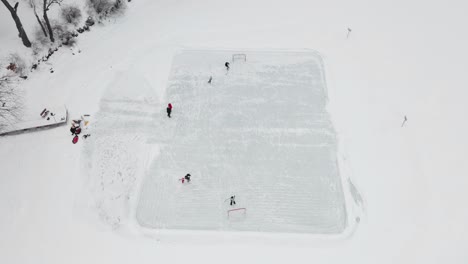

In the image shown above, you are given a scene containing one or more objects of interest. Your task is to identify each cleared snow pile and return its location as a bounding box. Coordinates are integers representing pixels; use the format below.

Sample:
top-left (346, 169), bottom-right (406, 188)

top-left (82, 70), bottom-right (159, 228)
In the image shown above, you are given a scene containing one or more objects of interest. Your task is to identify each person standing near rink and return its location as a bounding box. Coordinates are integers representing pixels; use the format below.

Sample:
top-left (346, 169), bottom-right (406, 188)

top-left (166, 103), bottom-right (172, 118)
top-left (225, 62), bottom-right (230, 71)
top-left (230, 195), bottom-right (236, 206)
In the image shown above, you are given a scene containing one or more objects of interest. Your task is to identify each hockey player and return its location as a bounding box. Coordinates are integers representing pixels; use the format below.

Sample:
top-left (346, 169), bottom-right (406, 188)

top-left (230, 195), bottom-right (236, 206)
top-left (166, 103), bottom-right (172, 118)
top-left (184, 173), bottom-right (191, 182)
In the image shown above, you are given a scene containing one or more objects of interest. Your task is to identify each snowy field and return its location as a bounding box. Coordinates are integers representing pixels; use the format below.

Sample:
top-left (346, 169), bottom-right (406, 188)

top-left (1, 0), bottom-right (468, 263)
top-left (137, 51), bottom-right (347, 233)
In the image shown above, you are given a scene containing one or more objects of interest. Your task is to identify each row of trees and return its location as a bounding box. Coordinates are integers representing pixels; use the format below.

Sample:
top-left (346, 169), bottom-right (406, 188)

top-left (1, 0), bottom-right (63, 47)
top-left (1, 0), bottom-right (126, 48)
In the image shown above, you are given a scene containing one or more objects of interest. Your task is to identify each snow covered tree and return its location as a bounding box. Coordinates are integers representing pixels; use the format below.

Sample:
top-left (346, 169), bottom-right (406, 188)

top-left (42, 0), bottom-right (63, 43)
top-left (1, 0), bottom-right (32, 47)
top-left (28, 0), bottom-right (47, 37)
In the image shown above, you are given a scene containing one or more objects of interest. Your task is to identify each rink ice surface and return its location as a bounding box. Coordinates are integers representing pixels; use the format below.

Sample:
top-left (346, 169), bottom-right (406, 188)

top-left (136, 50), bottom-right (347, 234)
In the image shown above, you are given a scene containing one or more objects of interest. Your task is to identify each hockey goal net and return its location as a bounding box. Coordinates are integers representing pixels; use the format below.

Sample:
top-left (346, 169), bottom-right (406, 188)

top-left (232, 54), bottom-right (247, 62)
top-left (227, 208), bottom-right (246, 220)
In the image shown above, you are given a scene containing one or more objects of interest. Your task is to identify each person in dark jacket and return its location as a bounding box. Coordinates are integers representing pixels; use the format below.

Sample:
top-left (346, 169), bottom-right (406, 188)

top-left (166, 103), bottom-right (172, 118)
top-left (184, 173), bottom-right (191, 182)
top-left (230, 195), bottom-right (236, 206)
top-left (225, 62), bottom-right (230, 71)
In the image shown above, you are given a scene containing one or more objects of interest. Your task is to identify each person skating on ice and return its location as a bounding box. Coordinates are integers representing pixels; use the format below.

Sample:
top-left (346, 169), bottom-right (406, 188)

top-left (230, 195), bottom-right (236, 206)
top-left (184, 173), bottom-right (191, 183)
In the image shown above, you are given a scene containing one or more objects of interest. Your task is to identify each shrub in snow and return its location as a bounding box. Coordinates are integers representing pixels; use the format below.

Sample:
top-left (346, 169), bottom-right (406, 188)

top-left (6, 54), bottom-right (27, 76)
top-left (34, 26), bottom-right (51, 47)
top-left (0, 76), bottom-right (23, 127)
top-left (52, 23), bottom-right (77, 46)
top-left (61, 5), bottom-right (83, 26)
top-left (86, 0), bottom-right (127, 20)
top-left (87, 0), bottom-right (113, 16)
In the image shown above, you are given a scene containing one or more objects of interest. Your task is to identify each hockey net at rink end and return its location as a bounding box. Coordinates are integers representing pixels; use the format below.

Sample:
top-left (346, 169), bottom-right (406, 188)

top-left (227, 208), bottom-right (247, 220)
top-left (232, 54), bottom-right (247, 62)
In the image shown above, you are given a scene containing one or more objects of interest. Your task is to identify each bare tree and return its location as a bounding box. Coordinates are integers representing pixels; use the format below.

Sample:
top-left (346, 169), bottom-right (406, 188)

top-left (43, 0), bottom-right (63, 42)
top-left (29, 0), bottom-right (47, 37)
top-left (1, 0), bottom-right (32, 47)
top-left (0, 77), bottom-right (23, 129)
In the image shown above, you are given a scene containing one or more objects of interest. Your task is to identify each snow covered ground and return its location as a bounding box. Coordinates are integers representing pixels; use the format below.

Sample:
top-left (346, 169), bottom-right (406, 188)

top-left (137, 50), bottom-right (349, 233)
top-left (1, 0), bottom-right (468, 263)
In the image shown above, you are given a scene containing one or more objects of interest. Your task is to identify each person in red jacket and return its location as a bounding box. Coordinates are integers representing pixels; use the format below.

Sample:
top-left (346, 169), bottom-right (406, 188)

top-left (166, 103), bottom-right (172, 118)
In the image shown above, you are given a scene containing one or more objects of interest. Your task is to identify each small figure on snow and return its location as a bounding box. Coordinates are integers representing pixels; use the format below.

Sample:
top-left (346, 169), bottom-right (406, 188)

top-left (70, 126), bottom-right (76, 135)
top-left (225, 62), bottom-right (230, 71)
top-left (401, 115), bottom-right (408, 127)
top-left (83, 134), bottom-right (91, 139)
top-left (208, 76), bottom-right (212, 84)
top-left (184, 173), bottom-right (191, 182)
top-left (230, 195), bottom-right (236, 206)
top-left (167, 103), bottom-right (172, 118)
top-left (179, 174), bottom-right (191, 184)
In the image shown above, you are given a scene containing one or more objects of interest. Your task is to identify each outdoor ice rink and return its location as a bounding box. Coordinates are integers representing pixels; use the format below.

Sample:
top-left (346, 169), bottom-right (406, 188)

top-left (136, 51), bottom-right (347, 234)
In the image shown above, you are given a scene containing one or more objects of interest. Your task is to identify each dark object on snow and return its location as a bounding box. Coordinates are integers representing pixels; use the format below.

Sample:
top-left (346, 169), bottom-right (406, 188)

top-left (401, 115), bottom-right (408, 127)
top-left (166, 103), bottom-right (172, 118)
top-left (230, 196), bottom-right (236, 206)
top-left (225, 62), bottom-right (230, 70)
top-left (70, 126), bottom-right (76, 135)
top-left (6, 63), bottom-right (17, 72)
top-left (75, 127), bottom-right (82, 135)
top-left (83, 134), bottom-right (91, 139)
top-left (32, 64), bottom-right (38, 70)
top-left (41, 109), bottom-right (49, 118)
top-left (208, 76), bottom-right (212, 84)
top-left (72, 135), bottom-right (79, 144)
top-left (184, 173), bottom-right (191, 182)
top-left (19, 76), bottom-right (27, 80)
top-left (85, 17), bottom-right (95, 27)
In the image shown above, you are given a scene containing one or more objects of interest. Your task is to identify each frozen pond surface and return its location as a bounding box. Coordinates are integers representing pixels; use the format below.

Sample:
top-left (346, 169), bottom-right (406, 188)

top-left (136, 51), bottom-right (347, 233)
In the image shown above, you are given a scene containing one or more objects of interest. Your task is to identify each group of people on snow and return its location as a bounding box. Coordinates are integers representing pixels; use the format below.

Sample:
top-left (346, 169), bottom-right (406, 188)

top-left (70, 119), bottom-right (90, 144)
